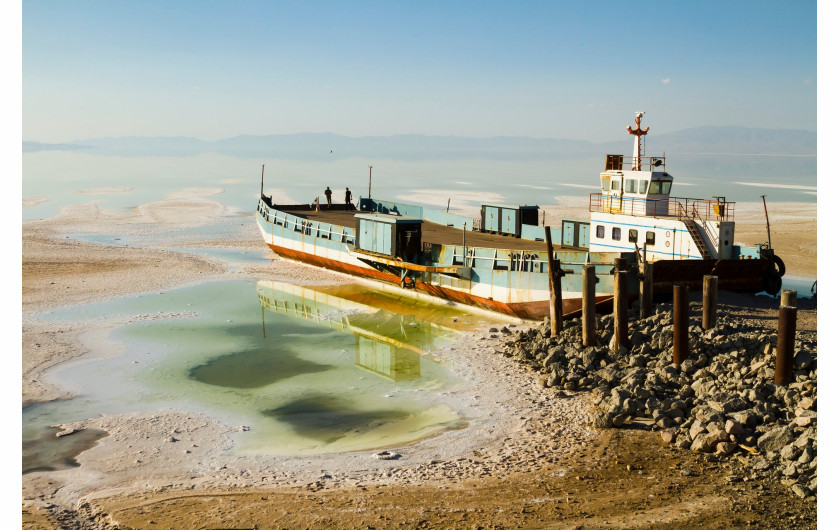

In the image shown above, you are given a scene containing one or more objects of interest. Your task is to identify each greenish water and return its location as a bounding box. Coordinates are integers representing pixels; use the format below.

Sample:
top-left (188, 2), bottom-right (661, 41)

top-left (27, 280), bottom-right (497, 463)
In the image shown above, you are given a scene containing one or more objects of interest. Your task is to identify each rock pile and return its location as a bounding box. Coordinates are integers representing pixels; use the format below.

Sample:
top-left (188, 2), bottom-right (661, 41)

top-left (492, 303), bottom-right (817, 499)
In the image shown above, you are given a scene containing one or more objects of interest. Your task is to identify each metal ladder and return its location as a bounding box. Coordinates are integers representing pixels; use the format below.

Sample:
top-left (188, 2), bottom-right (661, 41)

top-left (682, 219), bottom-right (712, 259)
top-left (678, 205), bottom-right (712, 259)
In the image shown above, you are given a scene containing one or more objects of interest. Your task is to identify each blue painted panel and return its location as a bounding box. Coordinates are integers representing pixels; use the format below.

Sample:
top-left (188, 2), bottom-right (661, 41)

top-left (501, 208), bottom-right (516, 235)
top-left (360, 198), bottom-right (472, 229)
top-left (519, 224), bottom-right (564, 244)
top-left (379, 223), bottom-right (392, 255)
top-left (359, 218), bottom-right (375, 252)
top-left (424, 209), bottom-right (474, 228)
top-left (562, 222), bottom-right (575, 247)
top-left (484, 207), bottom-right (497, 232)
top-left (578, 223), bottom-right (590, 248)
top-left (733, 245), bottom-right (762, 259)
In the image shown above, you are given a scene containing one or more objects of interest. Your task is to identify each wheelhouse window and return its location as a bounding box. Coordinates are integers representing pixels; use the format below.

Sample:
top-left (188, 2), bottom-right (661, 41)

top-left (639, 180), bottom-right (649, 194)
top-left (611, 180), bottom-right (621, 191)
top-left (625, 179), bottom-right (637, 193)
top-left (612, 227), bottom-right (621, 241)
top-left (601, 176), bottom-right (610, 192)
top-left (596, 225), bottom-right (605, 238)
top-left (649, 180), bottom-right (672, 194)
top-left (629, 229), bottom-right (638, 243)
top-left (646, 231), bottom-right (655, 245)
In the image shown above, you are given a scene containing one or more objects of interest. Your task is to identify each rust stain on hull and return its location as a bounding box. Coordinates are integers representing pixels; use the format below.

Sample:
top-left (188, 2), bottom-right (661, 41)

top-left (267, 243), bottom-right (588, 320)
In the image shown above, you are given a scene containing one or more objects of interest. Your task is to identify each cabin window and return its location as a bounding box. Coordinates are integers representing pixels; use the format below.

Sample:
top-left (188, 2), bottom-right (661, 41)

top-left (601, 176), bottom-right (610, 192)
top-left (625, 179), bottom-right (637, 193)
top-left (612, 227), bottom-right (621, 241)
top-left (639, 180), bottom-right (649, 194)
top-left (611, 180), bottom-right (621, 191)
top-left (629, 229), bottom-right (638, 243)
top-left (649, 180), bottom-right (672, 194)
top-left (596, 225), bottom-right (605, 238)
top-left (646, 231), bottom-right (655, 245)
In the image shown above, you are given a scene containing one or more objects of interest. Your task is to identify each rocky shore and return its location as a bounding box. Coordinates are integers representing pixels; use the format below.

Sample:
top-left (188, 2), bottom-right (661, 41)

top-left (492, 296), bottom-right (818, 500)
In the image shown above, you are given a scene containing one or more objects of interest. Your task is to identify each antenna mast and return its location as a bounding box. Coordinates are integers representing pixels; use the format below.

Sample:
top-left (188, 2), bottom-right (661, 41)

top-left (627, 112), bottom-right (649, 170)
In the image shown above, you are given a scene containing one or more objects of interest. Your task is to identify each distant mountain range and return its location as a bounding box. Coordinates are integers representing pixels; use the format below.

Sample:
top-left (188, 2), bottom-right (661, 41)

top-left (23, 126), bottom-right (816, 160)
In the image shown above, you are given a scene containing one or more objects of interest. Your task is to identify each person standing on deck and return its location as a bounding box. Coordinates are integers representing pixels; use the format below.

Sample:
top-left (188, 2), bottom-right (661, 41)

top-left (345, 187), bottom-right (353, 208)
top-left (324, 186), bottom-right (332, 207)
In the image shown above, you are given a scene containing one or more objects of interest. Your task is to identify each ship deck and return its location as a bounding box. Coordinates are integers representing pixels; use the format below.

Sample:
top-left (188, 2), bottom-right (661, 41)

top-left (283, 206), bottom-right (549, 251)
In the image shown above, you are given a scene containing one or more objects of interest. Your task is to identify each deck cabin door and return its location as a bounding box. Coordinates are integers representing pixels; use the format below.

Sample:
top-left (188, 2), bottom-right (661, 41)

top-left (501, 208), bottom-right (515, 235)
top-left (562, 221), bottom-right (576, 247)
top-left (608, 176), bottom-right (624, 213)
top-left (377, 223), bottom-right (392, 255)
top-left (484, 207), bottom-right (497, 232)
top-left (600, 176), bottom-right (611, 213)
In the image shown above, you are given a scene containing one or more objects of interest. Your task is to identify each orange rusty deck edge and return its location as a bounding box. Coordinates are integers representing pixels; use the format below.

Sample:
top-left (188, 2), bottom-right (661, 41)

top-left (266, 243), bottom-right (604, 321)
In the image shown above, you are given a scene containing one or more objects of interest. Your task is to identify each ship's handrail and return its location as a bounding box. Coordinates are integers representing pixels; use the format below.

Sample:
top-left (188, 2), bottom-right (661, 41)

top-left (604, 154), bottom-right (665, 172)
top-left (700, 218), bottom-right (721, 249)
top-left (589, 193), bottom-right (734, 222)
top-left (259, 200), bottom-right (356, 244)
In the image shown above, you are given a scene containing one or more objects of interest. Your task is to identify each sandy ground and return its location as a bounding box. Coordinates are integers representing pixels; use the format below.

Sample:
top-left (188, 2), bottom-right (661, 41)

top-left (22, 193), bottom-right (817, 528)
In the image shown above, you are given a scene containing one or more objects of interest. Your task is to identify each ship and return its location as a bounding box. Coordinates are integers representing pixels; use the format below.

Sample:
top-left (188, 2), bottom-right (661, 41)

top-left (256, 112), bottom-right (784, 320)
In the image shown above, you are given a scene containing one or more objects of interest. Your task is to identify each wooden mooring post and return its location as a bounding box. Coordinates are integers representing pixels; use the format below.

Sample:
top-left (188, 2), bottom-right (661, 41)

top-left (775, 305), bottom-right (797, 385)
top-left (673, 283), bottom-right (689, 364)
top-left (545, 227), bottom-right (563, 336)
top-left (613, 258), bottom-right (628, 353)
top-left (582, 264), bottom-right (597, 347)
top-left (781, 289), bottom-right (797, 308)
top-left (640, 261), bottom-right (654, 319)
top-left (702, 275), bottom-right (718, 330)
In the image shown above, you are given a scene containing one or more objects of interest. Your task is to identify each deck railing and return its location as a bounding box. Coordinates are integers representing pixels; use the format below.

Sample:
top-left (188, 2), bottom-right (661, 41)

top-left (589, 193), bottom-right (735, 222)
top-left (604, 154), bottom-right (665, 172)
top-left (258, 199), bottom-right (356, 244)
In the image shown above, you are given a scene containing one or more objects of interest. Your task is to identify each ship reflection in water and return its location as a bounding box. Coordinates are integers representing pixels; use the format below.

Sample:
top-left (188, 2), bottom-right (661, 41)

top-left (238, 280), bottom-right (489, 454)
top-left (257, 280), bottom-right (474, 382)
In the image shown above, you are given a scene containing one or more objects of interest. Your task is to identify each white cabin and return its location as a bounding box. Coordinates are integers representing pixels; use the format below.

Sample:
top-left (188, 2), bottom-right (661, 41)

top-left (587, 112), bottom-right (735, 262)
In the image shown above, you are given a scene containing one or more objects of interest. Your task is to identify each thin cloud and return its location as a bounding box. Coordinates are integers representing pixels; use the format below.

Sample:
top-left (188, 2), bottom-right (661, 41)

top-left (735, 182), bottom-right (817, 191)
top-left (558, 183), bottom-right (599, 190)
top-left (661, 78), bottom-right (671, 84)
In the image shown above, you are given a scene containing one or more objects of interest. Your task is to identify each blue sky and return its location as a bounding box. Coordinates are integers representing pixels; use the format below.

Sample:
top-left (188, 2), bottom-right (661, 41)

top-left (22, 1), bottom-right (817, 143)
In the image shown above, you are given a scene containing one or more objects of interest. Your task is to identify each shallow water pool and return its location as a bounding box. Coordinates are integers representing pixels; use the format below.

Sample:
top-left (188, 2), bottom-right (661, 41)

top-left (28, 280), bottom-right (500, 465)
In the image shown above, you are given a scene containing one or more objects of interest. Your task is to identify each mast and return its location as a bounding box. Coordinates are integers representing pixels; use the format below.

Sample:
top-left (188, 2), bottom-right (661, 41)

top-left (627, 112), bottom-right (649, 170)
